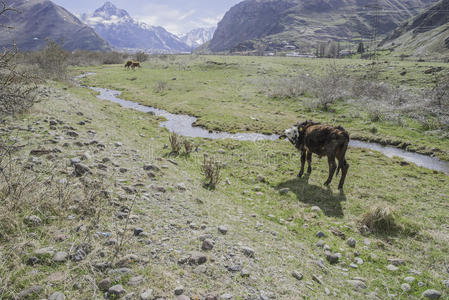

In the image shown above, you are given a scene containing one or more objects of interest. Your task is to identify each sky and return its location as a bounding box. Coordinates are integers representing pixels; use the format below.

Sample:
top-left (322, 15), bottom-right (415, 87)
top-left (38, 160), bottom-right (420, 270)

top-left (52, 0), bottom-right (242, 35)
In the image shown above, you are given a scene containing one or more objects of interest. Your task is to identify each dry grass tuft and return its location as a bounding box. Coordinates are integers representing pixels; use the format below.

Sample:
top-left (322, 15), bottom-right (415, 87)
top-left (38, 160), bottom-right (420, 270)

top-left (169, 132), bottom-right (182, 154)
top-left (201, 154), bottom-right (222, 189)
top-left (359, 204), bottom-right (398, 233)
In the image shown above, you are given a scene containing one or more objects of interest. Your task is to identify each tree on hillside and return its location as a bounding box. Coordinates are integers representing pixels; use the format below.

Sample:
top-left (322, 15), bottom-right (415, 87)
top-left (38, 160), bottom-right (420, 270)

top-left (357, 41), bottom-right (365, 54)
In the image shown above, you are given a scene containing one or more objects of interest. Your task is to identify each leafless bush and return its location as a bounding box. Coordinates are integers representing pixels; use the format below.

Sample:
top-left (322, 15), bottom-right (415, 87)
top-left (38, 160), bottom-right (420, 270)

top-left (201, 154), bottom-right (222, 189)
top-left (169, 132), bottom-right (182, 154)
top-left (154, 80), bottom-right (168, 93)
top-left (260, 75), bottom-right (308, 99)
top-left (24, 39), bottom-right (69, 80)
top-left (67, 50), bottom-right (127, 66)
top-left (183, 139), bottom-right (193, 154)
top-left (135, 51), bottom-right (149, 62)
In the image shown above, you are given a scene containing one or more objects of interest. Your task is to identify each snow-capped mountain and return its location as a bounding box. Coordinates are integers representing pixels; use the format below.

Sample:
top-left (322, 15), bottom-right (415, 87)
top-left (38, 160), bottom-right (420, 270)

top-left (180, 27), bottom-right (216, 49)
top-left (81, 2), bottom-right (190, 52)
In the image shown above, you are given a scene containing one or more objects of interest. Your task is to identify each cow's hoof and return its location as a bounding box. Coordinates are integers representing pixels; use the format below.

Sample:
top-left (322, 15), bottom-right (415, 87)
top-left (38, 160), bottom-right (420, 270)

top-left (297, 172), bottom-right (304, 178)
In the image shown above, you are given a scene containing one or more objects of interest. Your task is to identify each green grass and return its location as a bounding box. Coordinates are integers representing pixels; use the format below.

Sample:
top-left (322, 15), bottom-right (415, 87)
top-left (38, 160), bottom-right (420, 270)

top-left (74, 55), bottom-right (449, 160)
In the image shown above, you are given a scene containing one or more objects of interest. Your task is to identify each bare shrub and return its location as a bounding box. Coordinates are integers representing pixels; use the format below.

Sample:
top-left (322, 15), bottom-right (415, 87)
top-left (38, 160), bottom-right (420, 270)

top-left (201, 154), bottom-right (222, 189)
top-left (169, 132), bottom-right (182, 154)
top-left (67, 50), bottom-right (127, 66)
top-left (359, 204), bottom-right (398, 233)
top-left (183, 139), bottom-right (193, 154)
top-left (154, 80), bottom-right (168, 93)
top-left (34, 39), bottom-right (69, 79)
top-left (135, 51), bottom-right (149, 62)
top-left (261, 75), bottom-right (308, 99)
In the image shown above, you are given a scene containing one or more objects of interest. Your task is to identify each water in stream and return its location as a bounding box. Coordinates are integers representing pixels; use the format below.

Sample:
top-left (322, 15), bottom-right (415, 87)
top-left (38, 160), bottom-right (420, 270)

top-left (80, 74), bottom-right (449, 175)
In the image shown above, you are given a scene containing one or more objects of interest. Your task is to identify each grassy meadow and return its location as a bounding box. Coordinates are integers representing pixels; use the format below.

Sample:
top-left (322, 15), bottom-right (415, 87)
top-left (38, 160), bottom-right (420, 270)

top-left (0, 54), bottom-right (448, 299)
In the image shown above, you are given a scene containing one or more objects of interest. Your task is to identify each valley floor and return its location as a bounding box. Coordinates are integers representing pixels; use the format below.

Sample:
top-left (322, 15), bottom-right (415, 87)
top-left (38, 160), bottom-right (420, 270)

top-left (0, 57), bottom-right (448, 299)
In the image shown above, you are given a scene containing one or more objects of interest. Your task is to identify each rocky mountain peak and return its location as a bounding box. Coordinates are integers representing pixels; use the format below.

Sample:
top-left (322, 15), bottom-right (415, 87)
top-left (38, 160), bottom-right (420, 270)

top-left (93, 1), bottom-right (130, 20)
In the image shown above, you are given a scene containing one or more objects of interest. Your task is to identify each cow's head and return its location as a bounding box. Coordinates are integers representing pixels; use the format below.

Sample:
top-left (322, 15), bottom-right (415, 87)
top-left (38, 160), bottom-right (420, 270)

top-left (283, 125), bottom-right (305, 149)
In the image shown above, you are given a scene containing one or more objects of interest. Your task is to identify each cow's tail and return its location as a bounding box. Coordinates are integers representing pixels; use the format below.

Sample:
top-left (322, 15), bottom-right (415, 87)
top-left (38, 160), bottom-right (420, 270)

top-left (336, 136), bottom-right (349, 176)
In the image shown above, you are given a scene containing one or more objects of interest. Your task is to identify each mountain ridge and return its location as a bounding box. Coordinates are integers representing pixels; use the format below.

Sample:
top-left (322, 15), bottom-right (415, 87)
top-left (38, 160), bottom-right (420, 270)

top-left (0, 0), bottom-right (111, 51)
top-left (81, 2), bottom-right (190, 52)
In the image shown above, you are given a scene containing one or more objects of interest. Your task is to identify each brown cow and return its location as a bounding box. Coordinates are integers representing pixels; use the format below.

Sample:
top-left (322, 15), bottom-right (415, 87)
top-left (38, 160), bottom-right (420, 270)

top-left (124, 60), bottom-right (133, 69)
top-left (282, 120), bottom-right (350, 189)
top-left (131, 62), bottom-right (141, 70)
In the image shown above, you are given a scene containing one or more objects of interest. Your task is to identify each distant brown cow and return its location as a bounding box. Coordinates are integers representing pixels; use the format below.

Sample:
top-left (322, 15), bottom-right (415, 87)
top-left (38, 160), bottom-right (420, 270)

top-left (131, 62), bottom-right (141, 70)
top-left (124, 60), bottom-right (133, 69)
top-left (281, 120), bottom-right (350, 189)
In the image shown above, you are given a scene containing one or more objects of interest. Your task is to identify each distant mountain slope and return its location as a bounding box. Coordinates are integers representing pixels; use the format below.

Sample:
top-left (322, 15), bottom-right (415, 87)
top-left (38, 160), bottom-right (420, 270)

top-left (207, 0), bottom-right (439, 52)
top-left (381, 0), bottom-right (449, 59)
top-left (180, 27), bottom-right (216, 49)
top-left (0, 0), bottom-right (110, 51)
top-left (82, 2), bottom-right (190, 52)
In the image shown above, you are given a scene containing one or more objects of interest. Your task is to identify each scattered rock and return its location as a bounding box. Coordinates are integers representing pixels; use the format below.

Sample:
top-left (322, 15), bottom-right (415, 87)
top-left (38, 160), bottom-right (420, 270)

top-left (347, 280), bottom-right (367, 289)
top-left (202, 239), bottom-right (214, 251)
top-left (17, 285), bottom-right (43, 299)
top-left (35, 247), bottom-right (55, 258)
top-left (140, 289), bottom-right (153, 300)
top-left (174, 286), bottom-right (184, 296)
top-left (98, 278), bottom-right (111, 291)
top-left (241, 269), bottom-right (250, 278)
top-left (188, 252), bottom-right (207, 265)
top-left (401, 283), bottom-right (411, 292)
top-left (354, 257), bottom-right (364, 265)
top-left (387, 258), bottom-right (405, 266)
top-left (443, 280), bottom-right (449, 288)
top-left (326, 253), bottom-right (339, 264)
top-left (316, 231), bottom-right (326, 238)
top-left (143, 164), bottom-right (160, 171)
top-left (109, 284), bottom-right (126, 297)
top-left (346, 237), bottom-right (356, 248)
top-left (218, 226), bottom-right (228, 235)
top-left (422, 289), bottom-right (441, 299)
top-left (176, 183), bottom-right (187, 191)
top-left (220, 293), bottom-right (233, 299)
top-left (74, 163), bottom-right (91, 176)
top-left (312, 274), bottom-right (322, 285)
top-left (133, 228), bottom-right (144, 236)
top-left (311, 206), bottom-right (322, 213)
top-left (53, 251), bottom-right (68, 263)
top-left (404, 276), bottom-right (416, 283)
top-left (330, 227), bottom-right (346, 239)
top-left (242, 246), bottom-right (255, 258)
top-left (128, 275), bottom-right (144, 287)
top-left (24, 215), bottom-right (42, 226)
top-left (349, 263), bottom-right (358, 269)
top-left (177, 296), bottom-right (190, 300)
top-left (67, 130), bottom-right (79, 137)
top-left (292, 271), bottom-right (303, 281)
top-left (227, 264), bottom-right (242, 272)
top-left (49, 291), bottom-right (65, 300)
top-left (116, 254), bottom-right (139, 267)
top-left (387, 264), bottom-right (399, 271)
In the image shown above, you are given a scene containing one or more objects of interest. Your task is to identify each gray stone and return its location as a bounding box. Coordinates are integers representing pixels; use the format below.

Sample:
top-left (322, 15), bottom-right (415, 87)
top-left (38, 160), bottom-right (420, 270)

top-left (241, 269), bottom-right (250, 278)
top-left (174, 286), bottom-right (184, 295)
top-left (220, 293), bottom-right (233, 299)
top-left (347, 280), bottom-right (367, 289)
top-left (387, 264), bottom-right (399, 271)
top-left (316, 240), bottom-right (325, 248)
top-left (218, 226), bottom-right (228, 235)
top-left (202, 239), bottom-right (214, 251)
top-left (24, 215), bottom-right (42, 226)
top-left (140, 289), bottom-right (153, 300)
top-left (312, 274), bottom-right (323, 284)
top-left (188, 252), bottom-right (207, 265)
top-left (422, 289), bottom-right (441, 299)
top-left (176, 183), bottom-right (187, 191)
top-left (242, 246), bottom-right (255, 258)
top-left (279, 188), bottom-right (290, 195)
top-left (128, 275), bottom-right (144, 287)
top-left (401, 283), bottom-right (411, 292)
top-left (177, 296), bottom-right (190, 300)
top-left (292, 271), bottom-right (303, 281)
top-left (387, 258), bottom-right (406, 266)
top-left (227, 264), bottom-right (242, 272)
top-left (109, 284), bottom-right (126, 296)
top-left (326, 253), bottom-right (339, 264)
top-left (53, 251), bottom-right (68, 263)
top-left (67, 130), bottom-right (79, 137)
top-left (17, 285), bottom-right (43, 298)
top-left (346, 237), bottom-right (356, 248)
top-left (349, 263), bottom-right (358, 269)
top-left (316, 231), bottom-right (326, 238)
top-left (404, 276), bottom-right (416, 283)
top-left (35, 247), bottom-right (55, 258)
top-left (418, 282), bottom-right (425, 287)
top-left (354, 257), bottom-right (364, 265)
top-left (49, 291), bottom-right (65, 300)
top-left (143, 164), bottom-right (160, 171)
top-left (74, 163), bottom-right (91, 176)
top-left (98, 278), bottom-right (111, 291)
top-left (311, 206), bottom-right (322, 213)
top-left (133, 228), bottom-right (144, 236)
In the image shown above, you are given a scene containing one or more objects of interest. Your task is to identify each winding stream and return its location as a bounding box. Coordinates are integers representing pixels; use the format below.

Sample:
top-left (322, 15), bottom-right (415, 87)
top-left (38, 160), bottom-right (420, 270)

top-left (77, 73), bottom-right (449, 175)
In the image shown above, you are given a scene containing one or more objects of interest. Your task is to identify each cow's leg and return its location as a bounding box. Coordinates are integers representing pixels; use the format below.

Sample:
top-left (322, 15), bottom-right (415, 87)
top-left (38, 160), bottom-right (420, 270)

top-left (298, 150), bottom-right (306, 177)
top-left (338, 159), bottom-right (349, 189)
top-left (324, 154), bottom-right (337, 186)
top-left (306, 151), bottom-right (312, 174)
